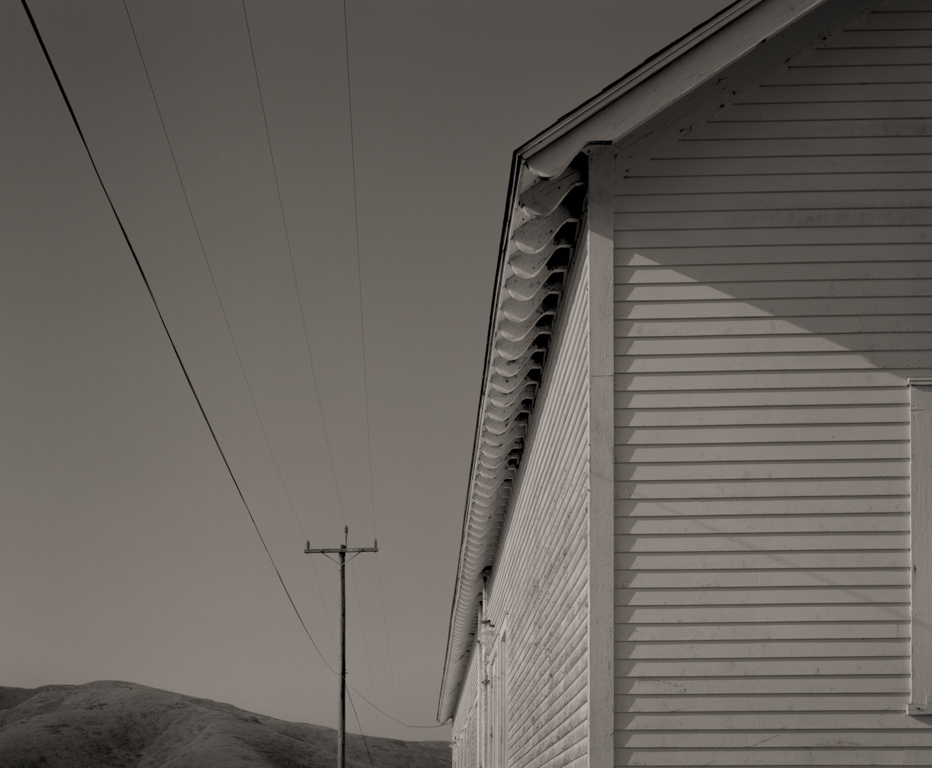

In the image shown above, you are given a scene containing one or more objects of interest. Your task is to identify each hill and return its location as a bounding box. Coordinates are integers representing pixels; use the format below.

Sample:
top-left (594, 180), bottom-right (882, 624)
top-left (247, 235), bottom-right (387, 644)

top-left (0, 680), bottom-right (450, 768)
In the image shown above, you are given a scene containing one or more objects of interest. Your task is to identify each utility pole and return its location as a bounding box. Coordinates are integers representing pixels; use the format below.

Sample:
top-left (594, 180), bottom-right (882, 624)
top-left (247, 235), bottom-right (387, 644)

top-left (305, 527), bottom-right (377, 768)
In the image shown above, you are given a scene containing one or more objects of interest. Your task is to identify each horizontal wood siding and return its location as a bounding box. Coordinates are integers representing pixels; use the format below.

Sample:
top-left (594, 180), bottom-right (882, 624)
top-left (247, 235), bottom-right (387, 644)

top-left (453, 648), bottom-right (479, 768)
top-left (485, 246), bottom-right (591, 768)
top-left (613, 3), bottom-right (932, 765)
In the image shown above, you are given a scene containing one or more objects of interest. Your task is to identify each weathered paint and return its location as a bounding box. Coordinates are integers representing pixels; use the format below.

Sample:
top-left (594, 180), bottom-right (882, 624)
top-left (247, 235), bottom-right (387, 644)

top-left (587, 146), bottom-right (615, 768)
top-left (452, 645), bottom-right (479, 768)
top-left (487, 238), bottom-right (591, 768)
top-left (450, 209), bottom-right (592, 768)
top-left (614, 3), bottom-right (932, 765)
top-left (439, 153), bottom-right (586, 725)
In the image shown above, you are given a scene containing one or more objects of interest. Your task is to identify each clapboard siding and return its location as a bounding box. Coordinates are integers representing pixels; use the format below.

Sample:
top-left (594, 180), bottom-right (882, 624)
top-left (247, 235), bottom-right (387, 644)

top-left (453, 647), bottom-right (479, 768)
top-left (459, 243), bottom-right (590, 768)
top-left (616, 298), bottom-right (932, 320)
top-left (617, 320), bottom-right (932, 336)
top-left (619, 515), bottom-right (908, 534)
top-left (613, 4), bottom-right (932, 765)
top-left (617, 693), bottom-right (910, 712)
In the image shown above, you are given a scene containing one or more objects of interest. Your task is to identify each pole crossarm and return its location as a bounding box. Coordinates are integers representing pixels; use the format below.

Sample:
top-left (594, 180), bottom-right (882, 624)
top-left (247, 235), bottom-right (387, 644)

top-left (305, 547), bottom-right (378, 554)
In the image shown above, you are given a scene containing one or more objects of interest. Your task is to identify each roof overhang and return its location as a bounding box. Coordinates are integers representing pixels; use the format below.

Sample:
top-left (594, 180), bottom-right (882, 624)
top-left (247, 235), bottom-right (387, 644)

top-left (438, 0), bottom-right (887, 724)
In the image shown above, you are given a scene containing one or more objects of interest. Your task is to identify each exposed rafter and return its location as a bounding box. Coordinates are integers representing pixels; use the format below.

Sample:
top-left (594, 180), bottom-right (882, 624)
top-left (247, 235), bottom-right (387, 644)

top-left (438, 154), bottom-right (587, 721)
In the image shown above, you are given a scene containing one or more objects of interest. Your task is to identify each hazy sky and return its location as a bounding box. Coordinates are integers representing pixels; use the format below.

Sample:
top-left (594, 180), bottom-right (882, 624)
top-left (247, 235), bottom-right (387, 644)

top-left (1, 0), bottom-right (730, 742)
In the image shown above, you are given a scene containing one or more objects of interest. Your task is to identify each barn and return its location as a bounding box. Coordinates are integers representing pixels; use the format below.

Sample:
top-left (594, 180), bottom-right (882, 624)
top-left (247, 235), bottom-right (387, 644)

top-left (438, 0), bottom-right (932, 766)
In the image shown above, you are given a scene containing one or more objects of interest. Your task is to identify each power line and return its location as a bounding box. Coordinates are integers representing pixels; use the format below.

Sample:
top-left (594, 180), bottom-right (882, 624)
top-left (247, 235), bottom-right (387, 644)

top-left (340, 0), bottom-right (405, 738)
top-left (240, 7), bottom-right (416, 718)
top-left (373, 555), bottom-right (403, 734)
top-left (240, 0), bottom-right (349, 531)
top-left (309, 555), bottom-right (339, 660)
top-left (246, 0), bottom-right (410, 736)
top-left (118, 0), bottom-right (314, 546)
top-left (26, 0), bottom-right (446, 732)
top-left (340, 0), bottom-right (376, 531)
top-left (120, 0), bottom-right (339, 661)
top-left (346, 682), bottom-right (446, 730)
top-left (124, 1), bottom-right (443, 731)
top-left (346, 687), bottom-right (374, 767)
top-left (20, 0), bottom-right (338, 677)
top-left (243, 0), bottom-right (386, 694)
top-left (349, 562), bottom-right (384, 737)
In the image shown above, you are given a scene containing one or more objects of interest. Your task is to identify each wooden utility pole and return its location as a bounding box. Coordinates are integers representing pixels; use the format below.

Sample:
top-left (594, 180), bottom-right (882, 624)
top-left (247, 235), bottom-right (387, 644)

top-left (305, 527), bottom-right (377, 768)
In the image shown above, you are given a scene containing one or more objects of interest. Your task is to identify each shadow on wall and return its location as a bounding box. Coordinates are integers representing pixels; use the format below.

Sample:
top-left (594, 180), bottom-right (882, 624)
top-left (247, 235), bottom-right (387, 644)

top-left (611, 243), bottom-right (932, 714)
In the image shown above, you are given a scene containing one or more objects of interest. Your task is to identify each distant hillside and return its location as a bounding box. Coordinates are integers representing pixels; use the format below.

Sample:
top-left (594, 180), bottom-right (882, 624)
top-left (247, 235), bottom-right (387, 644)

top-left (0, 680), bottom-right (450, 768)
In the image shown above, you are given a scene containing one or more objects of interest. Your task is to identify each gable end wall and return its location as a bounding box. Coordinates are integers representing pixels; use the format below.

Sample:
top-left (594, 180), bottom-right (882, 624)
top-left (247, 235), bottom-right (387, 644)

top-left (613, 3), bottom-right (932, 765)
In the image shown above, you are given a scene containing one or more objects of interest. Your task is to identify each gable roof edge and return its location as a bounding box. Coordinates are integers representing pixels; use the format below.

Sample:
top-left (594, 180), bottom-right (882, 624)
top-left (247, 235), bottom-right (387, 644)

top-left (521, 0), bottom-right (831, 179)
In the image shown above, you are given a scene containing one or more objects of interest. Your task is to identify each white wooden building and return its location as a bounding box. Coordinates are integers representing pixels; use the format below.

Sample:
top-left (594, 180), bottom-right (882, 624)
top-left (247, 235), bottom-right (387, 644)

top-left (438, 0), bottom-right (932, 766)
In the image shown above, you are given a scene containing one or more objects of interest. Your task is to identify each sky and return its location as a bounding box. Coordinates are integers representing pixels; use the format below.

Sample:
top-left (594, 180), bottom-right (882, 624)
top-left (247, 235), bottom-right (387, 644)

top-left (1, 0), bottom-right (731, 742)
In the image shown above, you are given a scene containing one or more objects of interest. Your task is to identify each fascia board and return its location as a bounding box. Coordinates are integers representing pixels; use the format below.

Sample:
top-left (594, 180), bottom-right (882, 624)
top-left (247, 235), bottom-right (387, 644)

top-left (523, 0), bottom-right (831, 178)
top-left (437, 151), bottom-right (526, 723)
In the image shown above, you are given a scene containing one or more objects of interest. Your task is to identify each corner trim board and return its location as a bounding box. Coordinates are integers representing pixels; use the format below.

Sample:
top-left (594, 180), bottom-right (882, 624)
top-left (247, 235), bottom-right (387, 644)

top-left (910, 379), bottom-right (932, 716)
top-left (585, 143), bottom-right (614, 768)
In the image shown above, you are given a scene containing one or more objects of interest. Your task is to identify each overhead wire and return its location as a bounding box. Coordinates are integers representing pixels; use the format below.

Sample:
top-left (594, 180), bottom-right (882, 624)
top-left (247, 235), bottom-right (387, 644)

top-left (346, 687), bottom-right (374, 767)
top-left (120, 0), bottom-right (339, 661)
top-left (348, 561), bottom-right (383, 737)
top-left (372, 563), bottom-right (402, 735)
top-left (19, 0), bottom-right (339, 679)
top-left (119, 0), bottom-right (309, 543)
top-left (341, 0), bottom-right (375, 527)
top-left (346, 683), bottom-right (447, 730)
top-left (240, 0), bottom-right (390, 730)
top-left (340, 0), bottom-right (405, 738)
top-left (27, 0), bottom-right (447, 732)
top-left (239, 0), bottom-right (446, 729)
top-left (239, 0), bottom-right (349, 532)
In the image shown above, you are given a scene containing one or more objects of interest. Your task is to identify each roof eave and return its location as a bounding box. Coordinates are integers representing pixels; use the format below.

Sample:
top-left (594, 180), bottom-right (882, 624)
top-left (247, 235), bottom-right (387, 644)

top-left (436, 149), bottom-right (525, 723)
